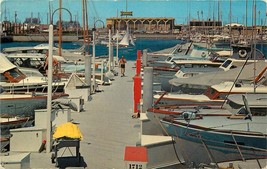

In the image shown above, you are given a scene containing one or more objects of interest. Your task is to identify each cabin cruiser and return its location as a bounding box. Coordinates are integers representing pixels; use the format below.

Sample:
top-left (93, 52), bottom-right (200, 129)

top-left (158, 94), bottom-right (267, 166)
top-left (156, 58), bottom-right (264, 93)
top-left (169, 59), bottom-right (267, 92)
top-left (2, 43), bottom-right (87, 62)
top-left (0, 53), bottom-right (65, 92)
top-left (6, 53), bottom-right (66, 76)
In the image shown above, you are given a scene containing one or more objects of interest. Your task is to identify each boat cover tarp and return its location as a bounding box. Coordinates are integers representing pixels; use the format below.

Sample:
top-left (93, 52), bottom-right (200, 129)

top-left (0, 53), bottom-right (17, 73)
top-left (53, 122), bottom-right (83, 140)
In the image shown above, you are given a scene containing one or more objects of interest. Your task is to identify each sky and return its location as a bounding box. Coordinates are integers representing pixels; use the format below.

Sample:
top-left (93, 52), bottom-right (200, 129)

top-left (0, 0), bottom-right (266, 27)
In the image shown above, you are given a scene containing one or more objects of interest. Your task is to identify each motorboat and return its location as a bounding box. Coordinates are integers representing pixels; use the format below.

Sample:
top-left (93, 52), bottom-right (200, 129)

top-left (154, 80), bottom-right (267, 106)
top-left (0, 91), bottom-right (68, 117)
top-left (6, 52), bottom-right (66, 76)
top-left (2, 43), bottom-right (87, 62)
top-left (169, 59), bottom-right (267, 92)
top-left (155, 58), bottom-right (264, 93)
top-left (0, 53), bottom-right (66, 92)
top-left (158, 94), bottom-right (267, 166)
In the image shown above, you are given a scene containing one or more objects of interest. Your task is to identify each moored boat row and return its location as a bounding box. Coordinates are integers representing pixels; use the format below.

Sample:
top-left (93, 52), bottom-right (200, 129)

top-left (139, 40), bottom-right (267, 167)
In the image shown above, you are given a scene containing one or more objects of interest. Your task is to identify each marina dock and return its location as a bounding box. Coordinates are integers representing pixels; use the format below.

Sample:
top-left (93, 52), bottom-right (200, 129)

top-left (29, 61), bottom-right (140, 168)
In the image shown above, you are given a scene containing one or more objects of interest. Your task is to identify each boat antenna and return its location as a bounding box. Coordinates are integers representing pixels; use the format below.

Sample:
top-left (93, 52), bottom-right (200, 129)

top-left (58, 0), bottom-right (62, 56)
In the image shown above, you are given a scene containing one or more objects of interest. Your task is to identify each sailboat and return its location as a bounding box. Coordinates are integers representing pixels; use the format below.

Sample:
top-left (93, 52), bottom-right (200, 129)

top-left (118, 26), bottom-right (135, 48)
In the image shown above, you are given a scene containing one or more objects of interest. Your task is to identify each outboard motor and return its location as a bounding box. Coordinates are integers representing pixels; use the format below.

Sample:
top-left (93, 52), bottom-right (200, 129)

top-left (182, 111), bottom-right (196, 120)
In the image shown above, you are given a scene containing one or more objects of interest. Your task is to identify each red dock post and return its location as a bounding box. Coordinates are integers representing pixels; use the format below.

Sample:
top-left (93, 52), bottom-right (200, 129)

top-left (133, 50), bottom-right (142, 113)
top-left (136, 50), bottom-right (142, 76)
top-left (133, 75), bottom-right (142, 113)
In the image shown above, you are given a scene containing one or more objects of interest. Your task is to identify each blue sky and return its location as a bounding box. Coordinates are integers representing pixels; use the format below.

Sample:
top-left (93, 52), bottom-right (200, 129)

top-left (0, 0), bottom-right (266, 27)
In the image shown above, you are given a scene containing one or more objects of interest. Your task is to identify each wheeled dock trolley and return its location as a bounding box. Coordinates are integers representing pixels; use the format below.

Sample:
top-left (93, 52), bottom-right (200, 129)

top-left (51, 137), bottom-right (81, 167)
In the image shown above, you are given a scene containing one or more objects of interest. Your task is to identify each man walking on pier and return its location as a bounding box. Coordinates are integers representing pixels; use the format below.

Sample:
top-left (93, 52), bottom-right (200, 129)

top-left (119, 56), bottom-right (127, 77)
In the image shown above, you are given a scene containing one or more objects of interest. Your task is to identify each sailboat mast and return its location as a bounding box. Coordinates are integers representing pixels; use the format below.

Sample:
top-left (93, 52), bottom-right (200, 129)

top-left (245, 0), bottom-right (248, 41)
top-left (217, 0), bottom-right (220, 22)
top-left (126, 0), bottom-right (128, 12)
top-left (229, 0), bottom-right (232, 43)
top-left (85, 0), bottom-right (90, 55)
top-left (49, 1), bottom-right (52, 25)
top-left (84, 0), bottom-right (92, 94)
top-left (253, 0), bottom-right (257, 93)
top-left (4, 4), bottom-right (7, 21)
top-left (58, 0), bottom-right (62, 56)
top-left (82, 0), bottom-right (86, 47)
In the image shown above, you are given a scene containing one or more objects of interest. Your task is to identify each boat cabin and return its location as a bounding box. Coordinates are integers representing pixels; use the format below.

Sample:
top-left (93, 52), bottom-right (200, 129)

top-left (7, 53), bottom-right (45, 69)
top-left (204, 84), bottom-right (250, 101)
top-left (0, 66), bottom-right (26, 83)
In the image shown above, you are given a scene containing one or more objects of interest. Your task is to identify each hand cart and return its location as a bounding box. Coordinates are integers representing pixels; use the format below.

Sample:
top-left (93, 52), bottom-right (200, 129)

top-left (51, 137), bottom-right (81, 167)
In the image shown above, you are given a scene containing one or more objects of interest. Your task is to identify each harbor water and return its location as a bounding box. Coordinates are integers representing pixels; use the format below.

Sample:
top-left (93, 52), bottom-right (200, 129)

top-left (1, 39), bottom-right (266, 59)
top-left (0, 39), bottom-right (183, 60)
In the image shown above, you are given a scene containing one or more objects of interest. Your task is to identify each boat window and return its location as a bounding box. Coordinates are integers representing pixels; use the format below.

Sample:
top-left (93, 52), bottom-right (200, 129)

top-left (221, 60), bottom-right (232, 68)
top-left (8, 69), bottom-right (21, 78)
top-left (237, 107), bottom-right (247, 115)
top-left (230, 65), bottom-right (237, 69)
top-left (218, 93), bottom-right (227, 99)
top-left (166, 57), bottom-right (172, 62)
top-left (224, 140), bottom-right (244, 145)
top-left (183, 73), bottom-right (198, 77)
top-left (0, 73), bottom-right (8, 82)
top-left (250, 108), bottom-right (267, 116)
top-left (184, 64), bottom-right (192, 68)
top-left (205, 88), bottom-right (219, 99)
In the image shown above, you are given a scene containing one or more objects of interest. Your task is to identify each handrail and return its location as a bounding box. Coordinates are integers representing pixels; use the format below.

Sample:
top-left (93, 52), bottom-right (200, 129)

top-left (199, 135), bottom-right (219, 168)
top-left (230, 131), bottom-right (245, 161)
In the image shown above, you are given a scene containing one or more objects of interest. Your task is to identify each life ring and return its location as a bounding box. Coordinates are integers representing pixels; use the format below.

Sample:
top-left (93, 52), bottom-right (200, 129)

top-left (238, 49), bottom-right (247, 58)
top-left (201, 52), bottom-right (206, 58)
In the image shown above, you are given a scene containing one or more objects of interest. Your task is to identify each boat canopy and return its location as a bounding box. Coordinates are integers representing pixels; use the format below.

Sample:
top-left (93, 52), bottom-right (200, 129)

top-left (0, 53), bottom-right (16, 73)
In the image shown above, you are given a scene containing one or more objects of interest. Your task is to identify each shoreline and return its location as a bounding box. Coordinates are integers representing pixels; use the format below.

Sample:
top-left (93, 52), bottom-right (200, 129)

top-left (1, 34), bottom-right (179, 43)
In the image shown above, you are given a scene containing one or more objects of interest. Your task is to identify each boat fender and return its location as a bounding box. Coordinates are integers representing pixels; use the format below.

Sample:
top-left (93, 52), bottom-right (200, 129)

top-left (235, 83), bottom-right (242, 87)
top-left (38, 140), bottom-right (46, 153)
top-left (238, 49), bottom-right (247, 58)
top-left (201, 52), bottom-right (206, 58)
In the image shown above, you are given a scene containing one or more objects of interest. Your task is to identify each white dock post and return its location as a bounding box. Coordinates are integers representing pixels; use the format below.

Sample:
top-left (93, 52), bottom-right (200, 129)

top-left (106, 28), bottom-right (114, 79)
top-left (142, 67), bottom-right (153, 113)
top-left (108, 28), bottom-right (112, 71)
top-left (142, 49), bottom-right (148, 67)
top-left (110, 45), bottom-right (114, 70)
top-left (116, 29), bottom-right (119, 66)
top-left (101, 60), bottom-right (104, 83)
top-left (46, 24), bottom-right (53, 153)
top-left (85, 53), bottom-right (91, 94)
top-left (92, 28), bottom-right (96, 93)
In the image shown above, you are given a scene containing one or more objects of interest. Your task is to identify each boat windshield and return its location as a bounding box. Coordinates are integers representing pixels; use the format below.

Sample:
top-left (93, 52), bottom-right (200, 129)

top-left (204, 87), bottom-right (220, 99)
top-left (10, 57), bottom-right (44, 69)
top-left (3, 68), bottom-right (26, 82)
top-left (220, 60), bottom-right (232, 69)
top-left (165, 56), bottom-right (173, 62)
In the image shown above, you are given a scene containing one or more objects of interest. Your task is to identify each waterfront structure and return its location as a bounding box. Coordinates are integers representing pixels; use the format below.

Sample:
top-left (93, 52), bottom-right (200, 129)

top-left (106, 17), bottom-right (175, 33)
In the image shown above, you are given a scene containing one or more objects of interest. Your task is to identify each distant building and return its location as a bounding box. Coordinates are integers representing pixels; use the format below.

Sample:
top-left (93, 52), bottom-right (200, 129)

top-left (190, 20), bottom-right (222, 27)
top-left (24, 17), bottom-right (40, 24)
top-left (106, 17), bottom-right (175, 33)
top-left (55, 21), bottom-right (80, 31)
